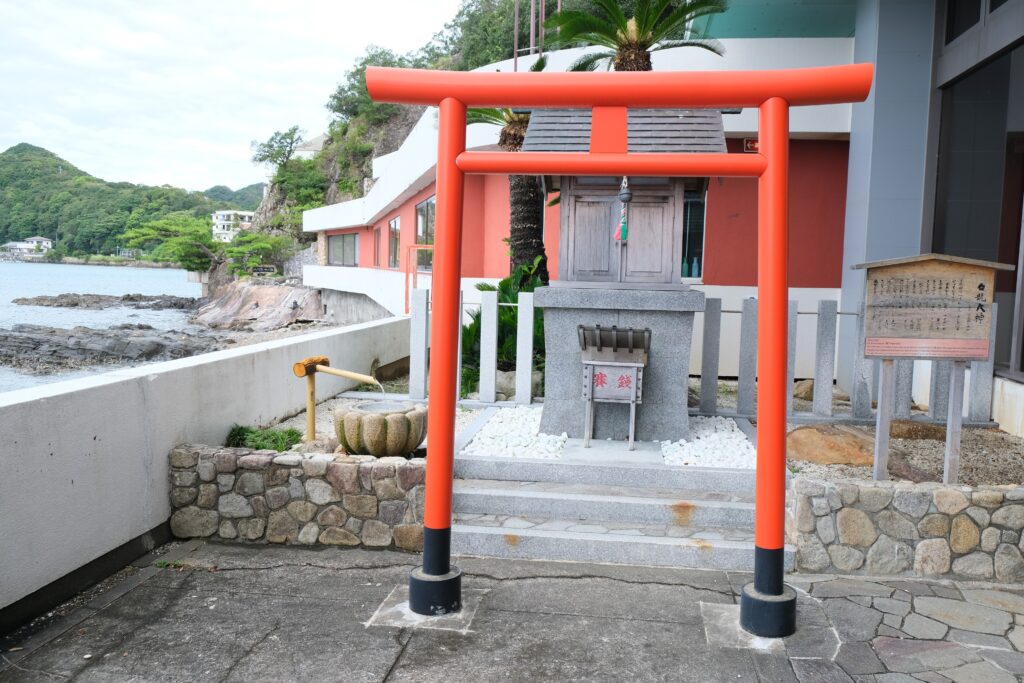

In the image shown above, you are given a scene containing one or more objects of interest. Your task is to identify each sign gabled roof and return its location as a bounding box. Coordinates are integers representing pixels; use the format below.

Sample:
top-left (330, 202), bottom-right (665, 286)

top-left (853, 253), bottom-right (1015, 272)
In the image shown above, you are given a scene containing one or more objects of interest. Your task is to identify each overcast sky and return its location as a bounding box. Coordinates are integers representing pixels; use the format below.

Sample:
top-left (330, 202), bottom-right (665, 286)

top-left (0, 0), bottom-right (462, 191)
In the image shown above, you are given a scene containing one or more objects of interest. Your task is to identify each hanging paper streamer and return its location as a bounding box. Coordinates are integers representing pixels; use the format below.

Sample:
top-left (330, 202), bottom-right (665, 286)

top-left (615, 202), bottom-right (628, 242)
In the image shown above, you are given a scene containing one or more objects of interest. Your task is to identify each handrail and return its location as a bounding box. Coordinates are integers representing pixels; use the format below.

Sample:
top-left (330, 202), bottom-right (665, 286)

top-left (404, 244), bottom-right (434, 314)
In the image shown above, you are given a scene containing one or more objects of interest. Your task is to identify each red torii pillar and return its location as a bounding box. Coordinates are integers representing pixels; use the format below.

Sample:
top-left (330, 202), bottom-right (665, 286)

top-left (367, 64), bottom-right (872, 636)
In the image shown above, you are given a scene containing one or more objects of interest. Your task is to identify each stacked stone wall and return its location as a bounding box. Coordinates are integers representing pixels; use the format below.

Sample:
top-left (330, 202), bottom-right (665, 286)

top-left (791, 477), bottom-right (1024, 580)
top-left (168, 445), bottom-right (425, 551)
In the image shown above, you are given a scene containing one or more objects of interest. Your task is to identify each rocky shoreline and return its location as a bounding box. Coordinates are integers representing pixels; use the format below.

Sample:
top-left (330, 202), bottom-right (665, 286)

top-left (2, 280), bottom-right (330, 378)
top-left (13, 292), bottom-right (198, 310)
top-left (0, 323), bottom-right (221, 374)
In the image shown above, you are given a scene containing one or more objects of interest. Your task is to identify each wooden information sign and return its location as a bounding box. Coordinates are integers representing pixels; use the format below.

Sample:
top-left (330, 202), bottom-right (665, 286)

top-left (854, 254), bottom-right (1014, 484)
top-left (858, 255), bottom-right (1004, 361)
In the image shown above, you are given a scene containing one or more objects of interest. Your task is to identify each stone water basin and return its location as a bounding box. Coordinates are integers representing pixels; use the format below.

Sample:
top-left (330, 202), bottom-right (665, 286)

top-left (334, 401), bottom-right (427, 458)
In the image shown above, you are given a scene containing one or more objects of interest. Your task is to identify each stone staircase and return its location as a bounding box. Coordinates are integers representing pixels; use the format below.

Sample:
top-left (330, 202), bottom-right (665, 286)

top-left (450, 444), bottom-right (795, 571)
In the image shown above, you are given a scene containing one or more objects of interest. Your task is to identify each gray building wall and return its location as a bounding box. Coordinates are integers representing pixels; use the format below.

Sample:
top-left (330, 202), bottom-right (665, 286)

top-left (836, 0), bottom-right (938, 391)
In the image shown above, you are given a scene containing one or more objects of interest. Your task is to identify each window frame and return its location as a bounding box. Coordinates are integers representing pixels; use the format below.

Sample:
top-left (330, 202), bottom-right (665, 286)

top-left (415, 196), bottom-right (436, 270)
top-left (388, 216), bottom-right (400, 269)
top-left (327, 232), bottom-right (359, 267)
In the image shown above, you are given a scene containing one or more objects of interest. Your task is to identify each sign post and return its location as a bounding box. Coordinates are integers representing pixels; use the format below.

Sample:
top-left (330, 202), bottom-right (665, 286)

top-left (855, 254), bottom-right (1014, 483)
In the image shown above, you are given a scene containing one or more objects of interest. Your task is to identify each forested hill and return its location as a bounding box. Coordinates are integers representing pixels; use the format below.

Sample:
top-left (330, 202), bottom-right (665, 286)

top-left (203, 183), bottom-right (265, 210)
top-left (0, 143), bottom-right (260, 255)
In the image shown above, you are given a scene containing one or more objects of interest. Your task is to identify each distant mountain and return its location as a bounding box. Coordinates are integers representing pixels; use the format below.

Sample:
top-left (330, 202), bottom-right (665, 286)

top-left (0, 143), bottom-right (258, 254)
top-left (203, 183), bottom-right (265, 211)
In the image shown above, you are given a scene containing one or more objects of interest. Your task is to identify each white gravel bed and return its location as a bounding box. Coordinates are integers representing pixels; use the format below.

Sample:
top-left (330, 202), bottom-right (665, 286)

top-left (661, 416), bottom-right (756, 469)
top-left (462, 406), bottom-right (567, 459)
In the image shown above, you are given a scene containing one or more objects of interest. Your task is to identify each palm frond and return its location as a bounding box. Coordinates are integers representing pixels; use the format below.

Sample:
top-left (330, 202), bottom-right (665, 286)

top-left (636, 0), bottom-right (672, 39)
top-left (568, 50), bottom-right (617, 72)
top-left (590, 0), bottom-right (631, 34)
top-left (545, 12), bottom-right (620, 50)
top-left (467, 107), bottom-right (512, 127)
top-left (529, 54), bottom-right (548, 72)
top-left (649, 0), bottom-right (728, 45)
top-left (649, 37), bottom-right (724, 56)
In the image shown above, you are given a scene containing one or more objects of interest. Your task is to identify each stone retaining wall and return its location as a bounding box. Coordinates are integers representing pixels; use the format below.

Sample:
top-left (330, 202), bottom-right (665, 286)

top-left (790, 477), bottom-right (1024, 580)
top-left (168, 445), bottom-right (425, 551)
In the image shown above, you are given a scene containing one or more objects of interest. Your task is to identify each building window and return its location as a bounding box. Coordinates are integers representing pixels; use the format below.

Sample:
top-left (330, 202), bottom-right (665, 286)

top-left (681, 190), bottom-right (706, 279)
top-left (990, 0), bottom-right (1009, 11)
top-left (328, 233), bottom-right (359, 266)
top-left (945, 0), bottom-right (981, 44)
top-left (373, 227), bottom-right (381, 267)
top-left (416, 196), bottom-right (435, 269)
top-left (388, 216), bottom-right (400, 268)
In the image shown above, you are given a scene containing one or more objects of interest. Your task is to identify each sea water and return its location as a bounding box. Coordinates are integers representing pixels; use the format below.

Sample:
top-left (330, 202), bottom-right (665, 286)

top-left (0, 262), bottom-right (202, 393)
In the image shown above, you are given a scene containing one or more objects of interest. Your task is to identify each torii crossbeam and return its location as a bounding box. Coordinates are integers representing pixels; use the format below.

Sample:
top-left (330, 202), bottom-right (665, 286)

top-left (366, 63), bottom-right (873, 637)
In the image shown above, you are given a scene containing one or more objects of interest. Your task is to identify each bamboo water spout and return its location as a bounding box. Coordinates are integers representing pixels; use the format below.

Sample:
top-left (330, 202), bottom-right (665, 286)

top-left (292, 355), bottom-right (381, 441)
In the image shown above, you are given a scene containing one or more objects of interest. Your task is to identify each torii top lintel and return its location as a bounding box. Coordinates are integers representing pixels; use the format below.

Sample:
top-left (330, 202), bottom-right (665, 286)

top-left (365, 63), bottom-right (873, 109)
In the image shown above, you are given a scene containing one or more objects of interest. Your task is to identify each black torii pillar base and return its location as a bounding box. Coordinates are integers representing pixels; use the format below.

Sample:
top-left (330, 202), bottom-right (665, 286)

top-left (739, 547), bottom-right (796, 638)
top-left (409, 527), bottom-right (463, 616)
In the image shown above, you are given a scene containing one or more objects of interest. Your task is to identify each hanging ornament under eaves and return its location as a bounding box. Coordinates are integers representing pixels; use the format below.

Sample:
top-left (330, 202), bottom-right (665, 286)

top-left (615, 176), bottom-right (631, 242)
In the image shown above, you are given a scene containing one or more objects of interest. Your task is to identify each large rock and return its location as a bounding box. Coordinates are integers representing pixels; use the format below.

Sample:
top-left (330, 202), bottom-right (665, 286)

top-left (786, 425), bottom-right (874, 466)
top-left (836, 508), bottom-right (878, 547)
top-left (828, 545), bottom-right (865, 572)
top-left (934, 489), bottom-right (970, 515)
top-left (191, 280), bottom-right (322, 332)
top-left (949, 514), bottom-right (980, 554)
top-left (951, 551), bottom-right (994, 580)
top-left (917, 513), bottom-right (950, 538)
top-left (875, 510), bottom-right (918, 541)
top-left (170, 507), bottom-right (218, 537)
top-left (865, 535), bottom-right (912, 574)
top-left (793, 379), bottom-right (815, 401)
top-left (304, 479), bottom-right (341, 505)
top-left (992, 505), bottom-right (1024, 530)
top-left (797, 533), bottom-right (830, 571)
top-left (994, 543), bottom-right (1024, 582)
top-left (218, 493), bottom-right (253, 518)
top-left (266, 509), bottom-right (298, 543)
top-left (914, 538), bottom-right (951, 575)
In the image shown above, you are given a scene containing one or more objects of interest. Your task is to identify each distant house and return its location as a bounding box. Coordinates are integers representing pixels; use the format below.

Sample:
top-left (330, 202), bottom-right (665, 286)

top-left (2, 236), bottom-right (53, 255)
top-left (210, 211), bottom-right (255, 243)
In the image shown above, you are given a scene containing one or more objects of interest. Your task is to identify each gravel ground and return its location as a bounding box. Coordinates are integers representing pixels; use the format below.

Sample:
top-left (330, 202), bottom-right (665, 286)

top-left (275, 395), bottom-right (480, 442)
top-left (662, 416), bottom-right (756, 468)
top-left (462, 406), bottom-right (567, 458)
top-left (785, 423), bottom-right (1024, 486)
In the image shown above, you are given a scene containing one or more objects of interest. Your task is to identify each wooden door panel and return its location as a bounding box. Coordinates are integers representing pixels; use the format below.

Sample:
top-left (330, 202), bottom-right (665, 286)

top-left (623, 200), bottom-right (673, 282)
top-left (571, 198), bottom-right (618, 280)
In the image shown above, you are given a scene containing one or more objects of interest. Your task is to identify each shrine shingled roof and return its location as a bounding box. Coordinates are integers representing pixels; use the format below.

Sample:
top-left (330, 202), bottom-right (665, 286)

top-left (521, 109), bottom-right (727, 154)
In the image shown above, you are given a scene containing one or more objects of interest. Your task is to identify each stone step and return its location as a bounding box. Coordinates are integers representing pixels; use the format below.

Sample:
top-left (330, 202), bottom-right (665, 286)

top-left (451, 516), bottom-right (794, 571)
top-left (453, 455), bottom-right (756, 495)
top-left (452, 479), bottom-right (755, 529)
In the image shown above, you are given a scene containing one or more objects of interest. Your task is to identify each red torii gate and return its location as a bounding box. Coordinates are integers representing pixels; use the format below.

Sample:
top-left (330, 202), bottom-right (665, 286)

top-left (366, 63), bottom-right (873, 637)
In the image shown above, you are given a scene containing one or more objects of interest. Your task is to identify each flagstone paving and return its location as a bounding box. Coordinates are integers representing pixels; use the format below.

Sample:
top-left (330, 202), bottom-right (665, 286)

top-left (3, 543), bottom-right (1024, 681)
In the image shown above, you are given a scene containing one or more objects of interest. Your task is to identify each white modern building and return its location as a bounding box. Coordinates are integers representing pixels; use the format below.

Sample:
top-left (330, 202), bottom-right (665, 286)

top-left (2, 236), bottom-right (53, 255)
top-left (210, 211), bottom-right (255, 243)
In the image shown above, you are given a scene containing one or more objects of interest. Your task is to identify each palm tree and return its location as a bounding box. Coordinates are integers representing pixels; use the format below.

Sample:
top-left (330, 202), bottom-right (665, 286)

top-left (546, 0), bottom-right (726, 72)
top-left (467, 57), bottom-right (550, 283)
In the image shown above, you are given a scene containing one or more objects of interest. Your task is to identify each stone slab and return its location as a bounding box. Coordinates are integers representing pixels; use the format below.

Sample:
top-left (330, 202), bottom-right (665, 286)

top-left (366, 585), bottom-right (487, 633)
top-left (699, 602), bottom-right (784, 653)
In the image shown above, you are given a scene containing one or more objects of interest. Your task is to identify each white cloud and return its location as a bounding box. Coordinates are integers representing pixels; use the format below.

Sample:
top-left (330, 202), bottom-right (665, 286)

top-left (0, 0), bottom-right (462, 191)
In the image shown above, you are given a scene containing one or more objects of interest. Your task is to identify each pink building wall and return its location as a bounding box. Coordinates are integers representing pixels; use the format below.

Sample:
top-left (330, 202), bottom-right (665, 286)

top-left (321, 139), bottom-right (848, 288)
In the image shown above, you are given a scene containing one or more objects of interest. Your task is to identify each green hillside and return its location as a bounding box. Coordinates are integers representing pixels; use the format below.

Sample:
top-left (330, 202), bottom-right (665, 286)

top-left (0, 143), bottom-right (257, 255)
top-left (203, 183), bottom-right (265, 210)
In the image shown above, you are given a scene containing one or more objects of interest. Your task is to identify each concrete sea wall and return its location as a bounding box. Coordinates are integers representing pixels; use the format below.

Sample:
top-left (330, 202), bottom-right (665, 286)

top-left (0, 317), bottom-right (409, 611)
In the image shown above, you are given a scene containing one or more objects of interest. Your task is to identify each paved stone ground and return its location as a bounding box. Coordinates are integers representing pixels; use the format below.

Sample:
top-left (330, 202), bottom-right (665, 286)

top-left (3, 543), bottom-right (1024, 682)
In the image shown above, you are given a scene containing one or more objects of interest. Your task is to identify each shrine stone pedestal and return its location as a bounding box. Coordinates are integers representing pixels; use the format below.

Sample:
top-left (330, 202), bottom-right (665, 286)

top-left (535, 285), bottom-right (704, 442)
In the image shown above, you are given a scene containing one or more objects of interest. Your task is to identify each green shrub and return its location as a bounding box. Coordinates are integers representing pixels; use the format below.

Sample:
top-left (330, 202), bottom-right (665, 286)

top-left (224, 425), bottom-right (302, 452)
top-left (461, 256), bottom-right (545, 374)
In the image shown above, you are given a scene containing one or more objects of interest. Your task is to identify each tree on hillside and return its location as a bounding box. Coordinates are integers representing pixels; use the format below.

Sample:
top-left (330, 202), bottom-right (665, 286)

top-left (225, 231), bottom-right (295, 274)
top-left (466, 56), bottom-right (549, 284)
top-left (120, 212), bottom-right (223, 273)
top-left (252, 126), bottom-right (305, 169)
top-left (546, 0), bottom-right (726, 71)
